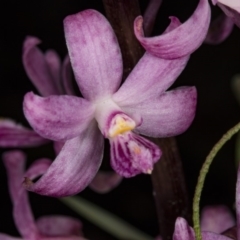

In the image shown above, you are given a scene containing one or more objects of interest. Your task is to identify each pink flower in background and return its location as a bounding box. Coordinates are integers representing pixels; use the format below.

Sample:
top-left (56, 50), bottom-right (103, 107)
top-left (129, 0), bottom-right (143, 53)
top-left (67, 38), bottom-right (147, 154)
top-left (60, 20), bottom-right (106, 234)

top-left (23, 7), bottom-right (203, 197)
top-left (0, 118), bottom-right (48, 147)
top-left (0, 150), bottom-right (85, 240)
top-left (212, 0), bottom-right (240, 28)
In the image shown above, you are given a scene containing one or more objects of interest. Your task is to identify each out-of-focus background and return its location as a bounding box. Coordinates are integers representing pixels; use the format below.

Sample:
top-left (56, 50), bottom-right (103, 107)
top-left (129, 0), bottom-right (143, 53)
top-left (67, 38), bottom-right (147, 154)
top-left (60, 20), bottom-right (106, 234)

top-left (0, 0), bottom-right (239, 239)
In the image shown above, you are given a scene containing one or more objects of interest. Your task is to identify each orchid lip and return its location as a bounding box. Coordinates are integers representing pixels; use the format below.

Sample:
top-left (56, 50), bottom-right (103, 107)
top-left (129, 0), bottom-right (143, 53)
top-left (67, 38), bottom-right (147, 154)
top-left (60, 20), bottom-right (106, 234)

top-left (94, 97), bottom-right (139, 138)
top-left (108, 113), bottom-right (136, 138)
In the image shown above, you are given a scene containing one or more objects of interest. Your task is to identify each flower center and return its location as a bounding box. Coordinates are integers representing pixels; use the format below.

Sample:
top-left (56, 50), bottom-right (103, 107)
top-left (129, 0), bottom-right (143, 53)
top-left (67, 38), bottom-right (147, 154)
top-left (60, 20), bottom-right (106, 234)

top-left (108, 114), bottom-right (136, 138)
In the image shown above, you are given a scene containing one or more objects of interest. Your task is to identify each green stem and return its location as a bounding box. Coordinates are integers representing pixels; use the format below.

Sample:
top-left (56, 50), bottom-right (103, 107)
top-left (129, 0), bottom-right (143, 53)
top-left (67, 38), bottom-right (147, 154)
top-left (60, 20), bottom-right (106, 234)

top-left (193, 122), bottom-right (240, 240)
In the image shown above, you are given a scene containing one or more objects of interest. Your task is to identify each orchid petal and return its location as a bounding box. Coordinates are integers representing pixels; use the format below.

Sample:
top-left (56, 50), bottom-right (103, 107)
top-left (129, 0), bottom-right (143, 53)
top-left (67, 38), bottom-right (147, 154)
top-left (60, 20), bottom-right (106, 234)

top-left (121, 87), bottom-right (197, 138)
top-left (23, 92), bottom-right (95, 141)
top-left (205, 14), bottom-right (234, 44)
top-left (22, 37), bottom-right (61, 96)
top-left (218, 3), bottom-right (240, 28)
top-left (110, 132), bottom-right (161, 177)
top-left (24, 122), bottom-right (104, 197)
top-left (173, 218), bottom-right (195, 240)
top-left (53, 141), bottom-right (65, 155)
top-left (0, 118), bottom-right (48, 147)
top-left (62, 55), bottom-right (75, 95)
top-left (89, 171), bottom-right (122, 193)
top-left (36, 216), bottom-right (83, 237)
top-left (0, 234), bottom-right (21, 240)
top-left (25, 159), bottom-right (52, 179)
top-left (45, 50), bottom-right (64, 94)
top-left (212, 0), bottom-right (240, 13)
top-left (64, 10), bottom-right (123, 101)
top-left (201, 205), bottom-right (235, 234)
top-left (134, 0), bottom-right (211, 59)
top-left (2, 151), bottom-right (40, 240)
top-left (201, 232), bottom-right (233, 240)
top-left (113, 52), bottom-right (189, 106)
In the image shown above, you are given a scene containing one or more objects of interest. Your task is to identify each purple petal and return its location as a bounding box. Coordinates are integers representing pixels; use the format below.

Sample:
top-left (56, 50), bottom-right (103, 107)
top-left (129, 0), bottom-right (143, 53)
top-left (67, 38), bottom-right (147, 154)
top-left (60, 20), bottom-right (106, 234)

top-left (62, 55), bottom-right (75, 95)
top-left (173, 218), bottom-right (195, 240)
top-left (2, 151), bottom-right (40, 240)
top-left (121, 87), bottom-right (197, 138)
top-left (36, 215), bottom-right (83, 237)
top-left (45, 50), bottom-right (65, 94)
top-left (54, 141), bottom-right (65, 155)
top-left (0, 234), bottom-right (21, 240)
top-left (201, 232), bottom-right (234, 240)
top-left (113, 53), bottom-right (189, 106)
top-left (201, 205), bottom-right (235, 234)
top-left (110, 132), bottom-right (161, 177)
top-left (205, 14), bottom-right (234, 44)
top-left (64, 10), bottom-right (123, 101)
top-left (89, 171), bottom-right (122, 193)
top-left (23, 92), bottom-right (95, 141)
top-left (134, 0), bottom-right (211, 59)
top-left (218, 3), bottom-right (240, 28)
top-left (213, 0), bottom-right (240, 13)
top-left (0, 118), bottom-right (48, 147)
top-left (23, 122), bottom-right (104, 197)
top-left (143, 0), bottom-right (163, 36)
top-left (22, 36), bottom-right (61, 96)
top-left (25, 159), bottom-right (52, 179)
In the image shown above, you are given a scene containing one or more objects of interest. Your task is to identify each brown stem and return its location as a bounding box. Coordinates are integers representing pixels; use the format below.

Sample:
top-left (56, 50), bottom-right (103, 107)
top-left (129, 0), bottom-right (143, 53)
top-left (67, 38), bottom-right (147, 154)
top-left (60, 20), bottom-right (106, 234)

top-left (102, 0), bottom-right (143, 80)
top-left (102, 1), bottom-right (191, 239)
top-left (151, 137), bottom-right (191, 240)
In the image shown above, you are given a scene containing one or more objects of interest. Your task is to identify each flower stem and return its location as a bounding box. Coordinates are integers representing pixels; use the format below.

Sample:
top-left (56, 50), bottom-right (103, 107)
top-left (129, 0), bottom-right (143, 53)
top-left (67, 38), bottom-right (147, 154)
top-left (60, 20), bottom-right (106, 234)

top-left (102, 0), bottom-right (144, 80)
top-left (102, 1), bottom-right (191, 239)
top-left (193, 122), bottom-right (240, 240)
top-left (151, 137), bottom-right (191, 240)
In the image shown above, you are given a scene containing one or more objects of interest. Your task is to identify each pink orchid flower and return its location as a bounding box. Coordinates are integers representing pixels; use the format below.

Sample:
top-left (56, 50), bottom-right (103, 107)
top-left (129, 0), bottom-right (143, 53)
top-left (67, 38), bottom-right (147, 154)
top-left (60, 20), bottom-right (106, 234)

top-left (22, 4), bottom-right (210, 197)
top-left (22, 36), bottom-right (122, 194)
top-left (0, 150), bottom-right (85, 240)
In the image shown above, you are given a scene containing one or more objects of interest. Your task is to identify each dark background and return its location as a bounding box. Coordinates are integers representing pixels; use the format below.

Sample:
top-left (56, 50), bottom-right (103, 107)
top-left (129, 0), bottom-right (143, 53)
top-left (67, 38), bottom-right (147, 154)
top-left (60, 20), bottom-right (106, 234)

top-left (0, 0), bottom-right (240, 239)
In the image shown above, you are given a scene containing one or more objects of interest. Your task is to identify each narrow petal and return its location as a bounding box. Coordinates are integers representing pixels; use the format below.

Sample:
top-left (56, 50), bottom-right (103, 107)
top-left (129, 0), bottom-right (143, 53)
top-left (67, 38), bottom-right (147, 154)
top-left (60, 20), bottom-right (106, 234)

top-left (121, 87), bottom-right (197, 138)
top-left (218, 3), bottom-right (240, 28)
top-left (2, 151), bottom-right (40, 240)
top-left (89, 171), bottom-right (122, 193)
top-left (110, 132), bottom-right (161, 177)
top-left (0, 118), bottom-right (48, 147)
top-left (134, 0), bottom-right (211, 59)
top-left (113, 52), bottom-right (189, 106)
top-left (36, 216), bottom-right (83, 237)
top-left (22, 36), bottom-right (61, 96)
top-left (212, 0), bottom-right (240, 13)
top-left (23, 122), bottom-right (104, 197)
top-left (45, 50), bottom-right (65, 94)
top-left (25, 159), bottom-right (52, 179)
top-left (62, 55), bottom-right (75, 95)
top-left (201, 205), bottom-right (235, 234)
top-left (0, 234), bottom-right (21, 240)
top-left (173, 218), bottom-right (195, 240)
top-left (64, 10), bottom-right (123, 101)
top-left (201, 232), bottom-right (233, 240)
top-left (205, 15), bottom-right (234, 44)
top-left (23, 92), bottom-right (95, 141)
